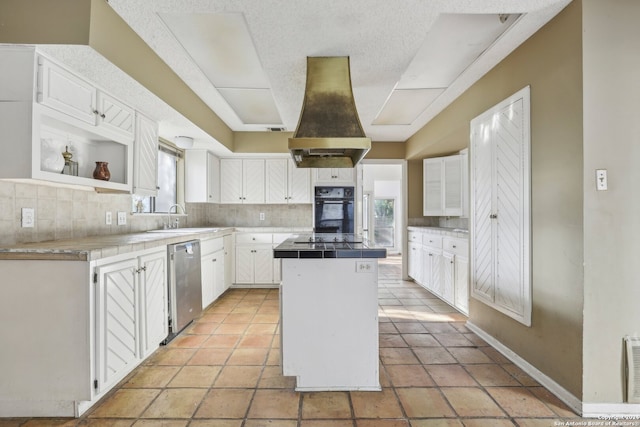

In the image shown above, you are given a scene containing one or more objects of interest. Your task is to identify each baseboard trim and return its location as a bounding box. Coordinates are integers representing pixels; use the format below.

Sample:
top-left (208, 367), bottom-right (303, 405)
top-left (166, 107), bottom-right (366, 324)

top-left (465, 321), bottom-right (583, 415)
top-left (582, 403), bottom-right (640, 418)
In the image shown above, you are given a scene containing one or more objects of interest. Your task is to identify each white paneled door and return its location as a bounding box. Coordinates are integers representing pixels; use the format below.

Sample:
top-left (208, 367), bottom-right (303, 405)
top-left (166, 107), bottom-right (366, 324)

top-left (470, 86), bottom-right (531, 326)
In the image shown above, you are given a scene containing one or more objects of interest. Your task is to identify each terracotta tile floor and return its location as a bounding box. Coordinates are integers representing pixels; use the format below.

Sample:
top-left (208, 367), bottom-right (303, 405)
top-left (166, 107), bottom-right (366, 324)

top-left (3, 256), bottom-right (589, 427)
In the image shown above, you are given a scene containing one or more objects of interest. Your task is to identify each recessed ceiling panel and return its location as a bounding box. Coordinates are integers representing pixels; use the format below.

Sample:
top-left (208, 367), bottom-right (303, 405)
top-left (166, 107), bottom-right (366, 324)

top-left (373, 88), bottom-right (445, 125)
top-left (218, 88), bottom-right (282, 125)
top-left (397, 13), bottom-right (520, 89)
top-left (160, 12), bottom-right (269, 88)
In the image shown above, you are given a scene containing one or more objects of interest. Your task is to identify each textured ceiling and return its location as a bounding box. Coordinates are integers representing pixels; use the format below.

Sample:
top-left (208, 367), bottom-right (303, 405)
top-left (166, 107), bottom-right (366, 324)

top-left (43, 0), bottom-right (571, 153)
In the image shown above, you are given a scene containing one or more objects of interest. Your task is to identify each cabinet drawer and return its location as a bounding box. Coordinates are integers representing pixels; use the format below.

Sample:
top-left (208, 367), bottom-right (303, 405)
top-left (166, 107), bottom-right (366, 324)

top-left (422, 234), bottom-right (442, 248)
top-left (201, 237), bottom-right (224, 255)
top-left (443, 237), bottom-right (468, 256)
top-left (408, 230), bottom-right (422, 243)
top-left (235, 233), bottom-right (273, 245)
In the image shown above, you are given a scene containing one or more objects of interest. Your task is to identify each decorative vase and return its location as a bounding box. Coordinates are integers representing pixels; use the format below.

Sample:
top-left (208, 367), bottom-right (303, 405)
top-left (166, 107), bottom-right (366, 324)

top-left (93, 161), bottom-right (111, 181)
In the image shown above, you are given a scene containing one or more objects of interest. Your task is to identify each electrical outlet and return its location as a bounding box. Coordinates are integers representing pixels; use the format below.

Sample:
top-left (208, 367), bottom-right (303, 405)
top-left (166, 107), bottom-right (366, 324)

top-left (596, 169), bottom-right (608, 191)
top-left (117, 211), bottom-right (127, 226)
top-left (259, 212), bottom-right (265, 221)
top-left (21, 207), bottom-right (35, 228)
top-left (105, 211), bottom-right (112, 225)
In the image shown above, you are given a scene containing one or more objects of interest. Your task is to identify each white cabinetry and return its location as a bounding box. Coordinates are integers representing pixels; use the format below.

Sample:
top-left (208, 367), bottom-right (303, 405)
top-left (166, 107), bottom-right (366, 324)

top-left (201, 237), bottom-right (227, 309)
top-left (0, 46), bottom-right (134, 192)
top-left (406, 228), bottom-right (469, 315)
top-left (138, 250), bottom-right (169, 358)
top-left (133, 112), bottom-right (158, 196)
top-left (234, 232), bottom-right (285, 285)
top-left (223, 234), bottom-right (233, 289)
top-left (220, 158), bottom-right (265, 203)
top-left (94, 248), bottom-right (167, 394)
top-left (442, 237), bottom-right (469, 314)
top-left (423, 154), bottom-right (463, 216)
top-left (470, 86), bottom-right (531, 326)
top-left (266, 158), bottom-right (312, 204)
top-left (422, 235), bottom-right (444, 296)
top-left (39, 58), bottom-right (135, 140)
top-left (407, 230), bottom-right (422, 284)
top-left (185, 150), bottom-right (220, 203)
top-left (315, 168), bottom-right (354, 183)
top-left (0, 245), bottom-right (168, 417)
top-left (93, 259), bottom-right (137, 394)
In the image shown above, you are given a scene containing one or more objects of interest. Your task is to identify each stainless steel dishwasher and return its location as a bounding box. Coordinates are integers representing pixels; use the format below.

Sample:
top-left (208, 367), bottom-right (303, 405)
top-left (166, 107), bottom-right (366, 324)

top-left (166, 239), bottom-right (202, 342)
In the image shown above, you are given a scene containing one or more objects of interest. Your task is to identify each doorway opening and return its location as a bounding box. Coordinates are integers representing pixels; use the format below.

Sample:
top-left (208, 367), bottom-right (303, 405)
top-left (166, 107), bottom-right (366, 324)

top-left (361, 161), bottom-right (405, 257)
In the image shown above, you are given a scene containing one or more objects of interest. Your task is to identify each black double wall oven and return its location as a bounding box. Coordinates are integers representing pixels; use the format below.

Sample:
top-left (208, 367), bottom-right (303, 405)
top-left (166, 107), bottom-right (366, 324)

top-left (314, 186), bottom-right (355, 234)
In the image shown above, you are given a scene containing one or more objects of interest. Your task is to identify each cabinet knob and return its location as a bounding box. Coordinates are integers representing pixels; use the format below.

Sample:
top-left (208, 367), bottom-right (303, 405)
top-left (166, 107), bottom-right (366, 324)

top-left (100, 113), bottom-right (106, 118)
top-left (452, 245), bottom-right (457, 248)
top-left (489, 214), bottom-right (498, 219)
top-left (212, 258), bottom-right (217, 262)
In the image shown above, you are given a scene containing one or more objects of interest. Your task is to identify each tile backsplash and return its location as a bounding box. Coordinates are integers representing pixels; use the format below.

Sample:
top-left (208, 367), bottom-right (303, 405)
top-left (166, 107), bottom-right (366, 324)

top-left (408, 216), bottom-right (469, 229)
top-left (0, 181), bottom-right (313, 246)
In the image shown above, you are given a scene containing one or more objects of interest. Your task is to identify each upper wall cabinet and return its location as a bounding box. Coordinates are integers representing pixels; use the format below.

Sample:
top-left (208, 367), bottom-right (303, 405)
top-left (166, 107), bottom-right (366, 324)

top-left (265, 158), bottom-right (312, 204)
top-left (185, 150), bottom-right (220, 203)
top-left (39, 57), bottom-right (135, 142)
top-left (220, 158), bottom-right (265, 204)
top-left (315, 168), bottom-right (354, 184)
top-left (0, 46), bottom-right (149, 193)
top-left (470, 86), bottom-right (531, 326)
top-left (423, 154), bottom-right (465, 216)
top-left (133, 112), bottom-right (158, 196)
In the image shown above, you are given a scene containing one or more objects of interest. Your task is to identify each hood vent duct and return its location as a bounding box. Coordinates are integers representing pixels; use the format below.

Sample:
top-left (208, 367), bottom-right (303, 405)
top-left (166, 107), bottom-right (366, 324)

top-left (289, 56), bottom-right (371, 168)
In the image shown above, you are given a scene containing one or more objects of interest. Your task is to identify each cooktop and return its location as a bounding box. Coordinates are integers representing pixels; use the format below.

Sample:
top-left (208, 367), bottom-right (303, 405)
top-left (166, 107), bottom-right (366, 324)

top-left (292, 233), bottom-right (363, 244)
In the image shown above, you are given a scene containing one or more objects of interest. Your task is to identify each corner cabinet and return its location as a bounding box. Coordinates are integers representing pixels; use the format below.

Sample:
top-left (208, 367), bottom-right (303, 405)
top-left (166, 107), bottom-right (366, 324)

top-left (470, 86), bottom-right (531, 326)
top-left (0, 46), bottom-right (160, 193)
top-left (94, 247), bottom-right (168, 394)
top-left (185, 150), bottom-right (220, 203)
top-left (0, 245), bottom-right (168, 417)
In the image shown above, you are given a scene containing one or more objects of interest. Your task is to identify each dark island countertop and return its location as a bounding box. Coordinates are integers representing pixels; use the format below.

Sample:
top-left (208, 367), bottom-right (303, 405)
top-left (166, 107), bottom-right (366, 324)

top-left (274, 233), bottom-right (387, 259)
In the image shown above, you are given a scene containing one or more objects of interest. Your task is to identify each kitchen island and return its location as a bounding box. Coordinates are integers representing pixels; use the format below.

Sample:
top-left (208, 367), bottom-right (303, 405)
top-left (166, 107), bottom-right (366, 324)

top-left (274, 234), bottom-right (386, 391)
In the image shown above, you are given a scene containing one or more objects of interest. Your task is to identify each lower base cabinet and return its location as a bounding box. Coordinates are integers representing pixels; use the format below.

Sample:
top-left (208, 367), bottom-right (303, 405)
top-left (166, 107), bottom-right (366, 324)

top-left (234, 232), bottom-right (287, 286)
top-left (0, 246), bottom-right (168, 417)
top-left (407, 229), bottom-right (469, 315)
top-left (94, 247), bottom-right (168, 394)
top-left (201, 237), bottom-right (228, 309)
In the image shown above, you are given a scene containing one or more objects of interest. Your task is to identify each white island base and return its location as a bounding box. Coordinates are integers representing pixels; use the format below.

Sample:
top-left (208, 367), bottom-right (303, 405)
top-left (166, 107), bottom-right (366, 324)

top-left (280, 258), bottom-right (380, 391)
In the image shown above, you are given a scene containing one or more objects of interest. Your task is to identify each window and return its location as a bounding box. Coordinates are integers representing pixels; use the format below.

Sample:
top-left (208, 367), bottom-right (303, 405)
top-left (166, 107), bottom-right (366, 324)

top-left (132, 142), bottom-right (182, 213)
top-left (374, 198), bottom-right (395, 247)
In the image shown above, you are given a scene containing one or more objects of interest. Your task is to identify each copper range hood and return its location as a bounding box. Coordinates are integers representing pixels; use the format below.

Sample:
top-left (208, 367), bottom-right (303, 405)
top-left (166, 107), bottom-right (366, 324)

top-left (289, 56), bottom-right (371, 168)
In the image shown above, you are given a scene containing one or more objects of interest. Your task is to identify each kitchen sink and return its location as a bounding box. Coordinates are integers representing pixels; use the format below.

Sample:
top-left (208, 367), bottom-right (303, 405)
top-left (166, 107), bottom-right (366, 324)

top-left (147, 227), bottom-right (221, 234)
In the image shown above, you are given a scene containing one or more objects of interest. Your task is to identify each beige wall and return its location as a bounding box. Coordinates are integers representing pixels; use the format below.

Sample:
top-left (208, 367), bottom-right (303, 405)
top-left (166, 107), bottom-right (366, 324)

top-left (582, 0), bottom-right (640, 403)
top-left (406, 1), bottom-right (584, 397)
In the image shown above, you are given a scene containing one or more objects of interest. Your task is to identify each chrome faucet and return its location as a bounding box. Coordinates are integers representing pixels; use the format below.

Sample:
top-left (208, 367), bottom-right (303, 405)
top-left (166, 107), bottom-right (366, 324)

top-left (165, 204), bottom-right (186, 229)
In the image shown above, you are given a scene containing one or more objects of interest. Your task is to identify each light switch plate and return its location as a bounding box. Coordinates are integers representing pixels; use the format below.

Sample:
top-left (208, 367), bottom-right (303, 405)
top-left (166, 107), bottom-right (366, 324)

top-left (118, 212), bottom-right (127, 225)
top-left (105, 211), bottom-right (112, 225)
top-left (117, 211), bottom-right (127, 226)
top-left (596, 169), bottom-right (608, 191)
top-left (21, 207), bottom-right (35, 228)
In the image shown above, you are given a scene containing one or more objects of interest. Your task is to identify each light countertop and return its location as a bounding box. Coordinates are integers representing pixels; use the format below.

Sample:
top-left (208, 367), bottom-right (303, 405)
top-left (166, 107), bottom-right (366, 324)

top-left (0, 227), bottom-right (237, 261)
